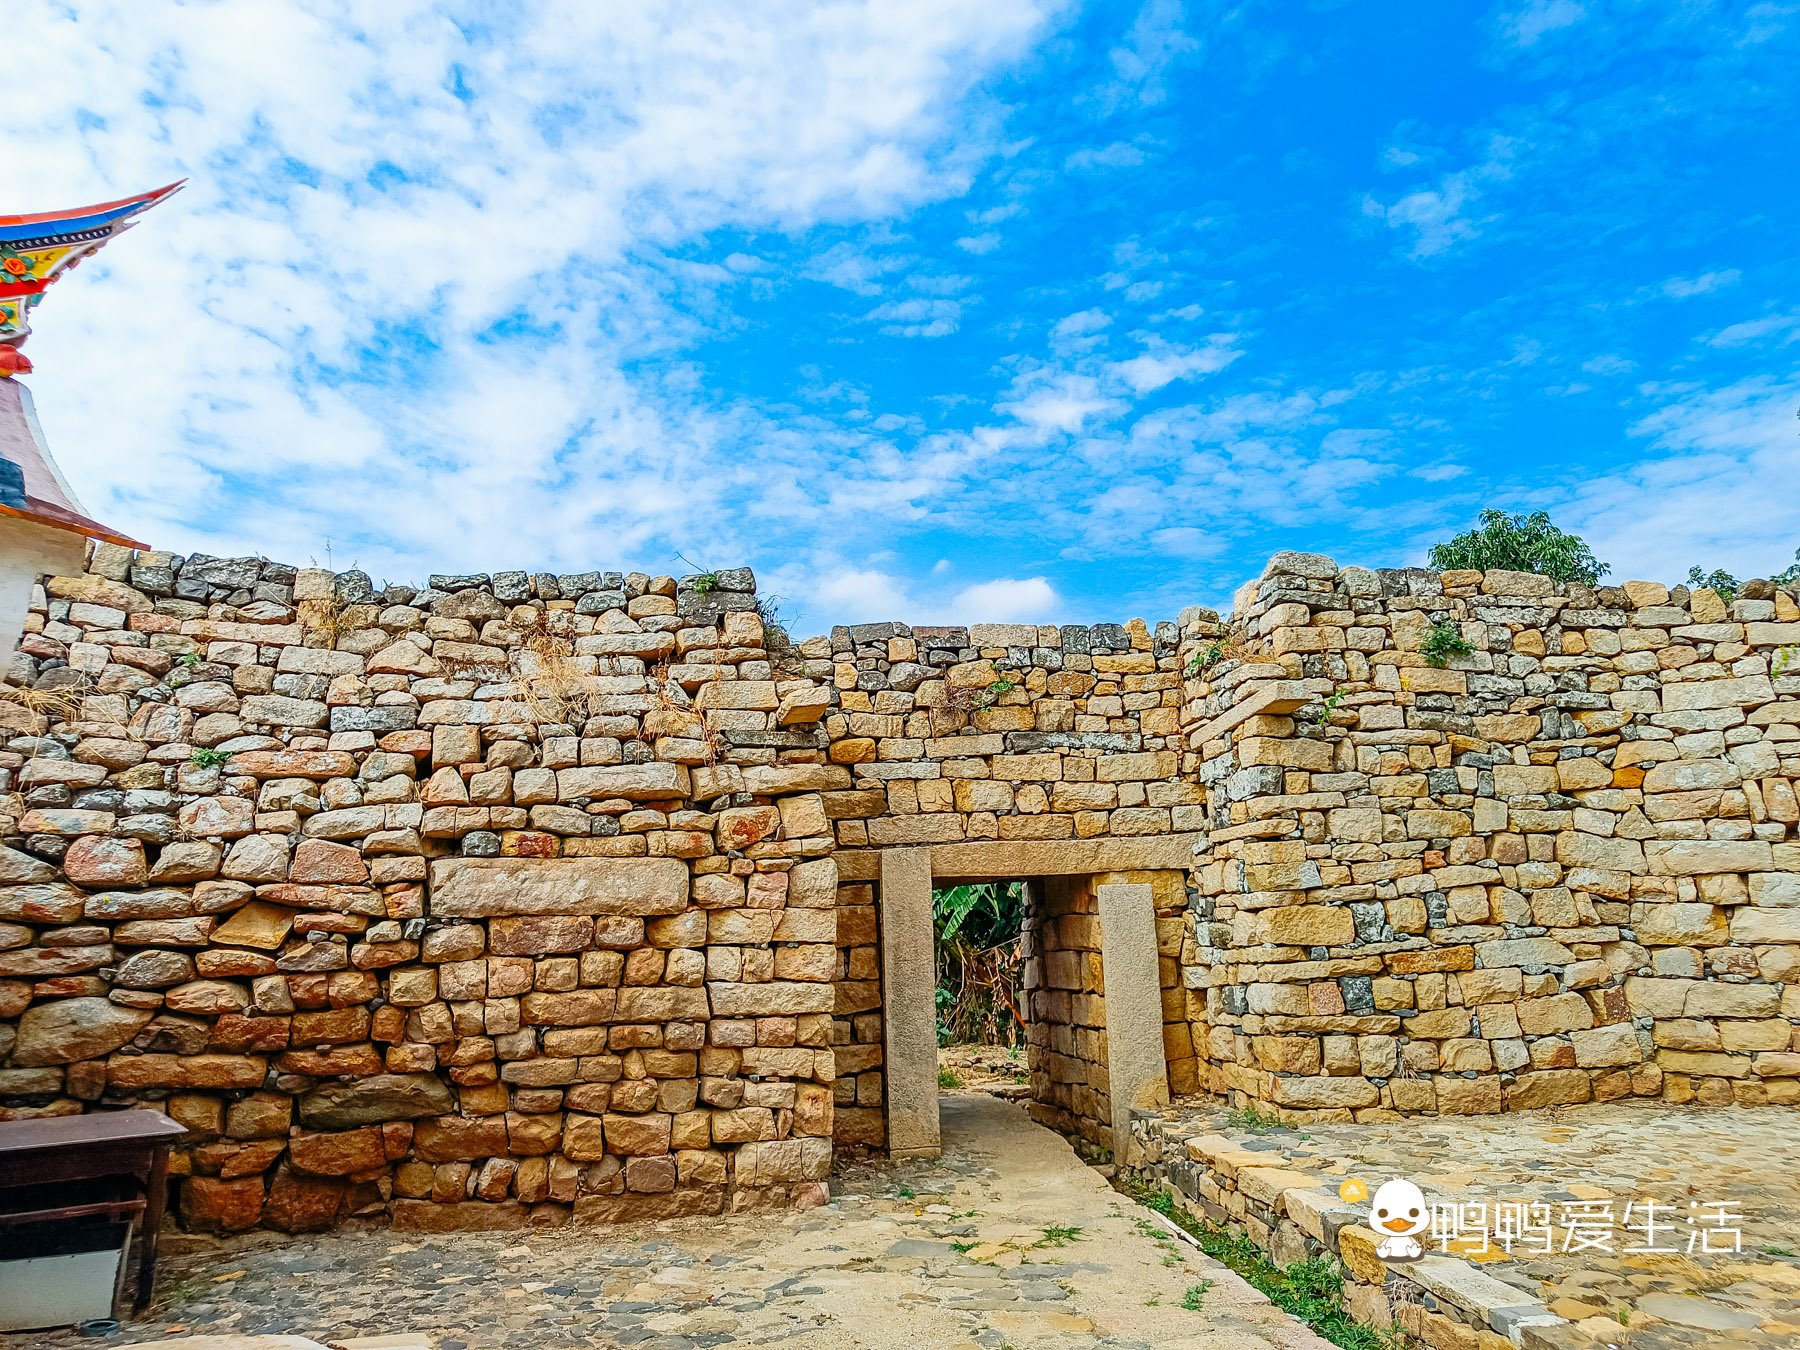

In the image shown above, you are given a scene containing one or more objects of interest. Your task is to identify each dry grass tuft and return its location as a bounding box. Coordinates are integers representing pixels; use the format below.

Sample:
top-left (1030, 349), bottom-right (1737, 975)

top-left (0, 680), bottom-right (85, 726)
top-left (511, 624), bottom-right (600, 726)
top-left (297, 593), bottom-right (357, 644)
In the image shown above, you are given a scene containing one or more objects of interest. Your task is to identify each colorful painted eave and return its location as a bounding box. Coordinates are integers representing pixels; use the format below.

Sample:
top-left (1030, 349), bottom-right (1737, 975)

top-left (0, 184), bottom-right (175, 550)
top-left (0, 181), bottom-right (184, 317)
top-left (0, 180), bottom-right (185, 244)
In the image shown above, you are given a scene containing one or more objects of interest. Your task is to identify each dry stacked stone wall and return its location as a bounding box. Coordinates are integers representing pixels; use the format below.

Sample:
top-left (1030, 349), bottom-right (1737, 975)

top-left (1178, 551), bottom-right (1800, 1119)
top-left (0, 540), bottom-right (1795, 1233)
top-left (0, 546), bottom-right (1197, 1231)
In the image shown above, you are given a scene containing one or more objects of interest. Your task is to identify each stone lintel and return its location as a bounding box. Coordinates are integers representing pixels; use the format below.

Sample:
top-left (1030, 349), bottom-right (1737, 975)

top-left (928, 835), bottom-right (1202, 881)
top-left (836, 835), bottom-right (1202, 883)
top-left (1187, 680), bottom-right (1317, 745)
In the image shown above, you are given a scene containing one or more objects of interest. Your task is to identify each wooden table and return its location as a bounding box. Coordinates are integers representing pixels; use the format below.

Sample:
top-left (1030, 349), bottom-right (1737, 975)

top-left (0, 1110), bottom-right (188, 1314)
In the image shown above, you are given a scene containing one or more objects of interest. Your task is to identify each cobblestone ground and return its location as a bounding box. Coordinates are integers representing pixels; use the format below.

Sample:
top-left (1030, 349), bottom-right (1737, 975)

top-left (12, 1095), bottom-right (1330, 1350)
top-left (1154, 1098), bottom-right (1800, 1346)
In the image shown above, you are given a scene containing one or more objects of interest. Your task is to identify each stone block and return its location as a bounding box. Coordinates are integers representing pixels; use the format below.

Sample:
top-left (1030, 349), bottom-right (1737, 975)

top-left (1237, 737), bottom-right (1334, 772)
top-left (1269, 1075), bottom-right (1377, 1108)
top-left (1256, 906), bottom-right (1354, 946)
top-left (1645, 839), bottom-right (1771, 875)
top-left (1732, 908), bottom-right (1800, 943)
top-left (1632, 901), bottom-right (1729, 946)
top-left (557, 763), bottom-right (691, 800)
top-left (429, 857), bottom-right (688, 916)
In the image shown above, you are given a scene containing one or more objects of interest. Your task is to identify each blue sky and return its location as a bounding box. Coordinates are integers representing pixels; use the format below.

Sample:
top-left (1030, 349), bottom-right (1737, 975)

top-left (11, 1), bottom-right (1800, 630)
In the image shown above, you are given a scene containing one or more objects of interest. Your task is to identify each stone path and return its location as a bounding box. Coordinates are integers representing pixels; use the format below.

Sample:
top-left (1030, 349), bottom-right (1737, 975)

top-left (940, 1042), bottom-right (1034, 1099)
top-left (13, 1094), bottom-right (1331, 1350)
top-left (1143, 1098), bottom-right (1800, 1346)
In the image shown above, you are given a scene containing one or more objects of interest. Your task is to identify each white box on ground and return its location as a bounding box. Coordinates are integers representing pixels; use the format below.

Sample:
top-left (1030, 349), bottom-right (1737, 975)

top-left (0, 1221), bottom-right (129, 1332)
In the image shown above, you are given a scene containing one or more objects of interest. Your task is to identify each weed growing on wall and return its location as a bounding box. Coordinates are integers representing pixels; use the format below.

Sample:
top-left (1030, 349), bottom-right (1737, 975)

top-left (1312, 689), bottom-right (1344, 729)
top-left (1184, 623), bottom-right (1248, 679)
top-left (1419, 619), bottom-right (1473, 668)
top-left (947, 668), bottom-right (1022, 714)
top-left (168, 651), bottom-right (203, 687)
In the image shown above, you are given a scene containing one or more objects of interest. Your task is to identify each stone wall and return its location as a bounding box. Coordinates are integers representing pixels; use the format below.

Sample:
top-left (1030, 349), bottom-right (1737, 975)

top-left (0, 545), bottom-right (1200, 1232)
top-left (1178, 552), bottom-right (1800, 1119)
top-left (0, 540), bottom-right (1796, 1234)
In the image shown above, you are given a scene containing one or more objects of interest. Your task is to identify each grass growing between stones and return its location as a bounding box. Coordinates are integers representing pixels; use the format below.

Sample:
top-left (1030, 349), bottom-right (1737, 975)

top-left (1182, 1279), bottom-right (1215, 1309)
top-left (149, 1276), bottom-right (206, 1312)
top-left (1419, 619), bottom-right (1474, 668)
top-left (1123, 1179), bottom-right (1397, 1350)
top-left (1225, 1103), bottom-right (1283, 1134)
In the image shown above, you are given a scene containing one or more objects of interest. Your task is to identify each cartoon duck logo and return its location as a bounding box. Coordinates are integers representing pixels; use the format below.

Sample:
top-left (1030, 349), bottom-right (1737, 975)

top-left (1368, 1179), bottom-right (1428, 1263)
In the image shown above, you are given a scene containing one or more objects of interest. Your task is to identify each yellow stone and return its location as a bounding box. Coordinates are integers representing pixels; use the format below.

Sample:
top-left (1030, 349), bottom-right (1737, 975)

top-left (210, 900), bottom-right (296, 951)
top-left (1337, 1224), bottom-right (1387, 1284)
top-left (1548, 1295), bottom-right (1604, 1320)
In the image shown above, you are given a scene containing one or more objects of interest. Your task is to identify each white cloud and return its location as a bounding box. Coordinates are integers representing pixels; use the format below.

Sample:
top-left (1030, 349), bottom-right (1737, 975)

top-left (1065, 141), bottom-right (1148, 171)
top-left (1108, 334), bottom-right (1239, 392)
top-left (1706, 311), bottom-right (1800, 347)
top-left (1498, 0), bottom-right (1587, 48)
top-left (1581, 354), bottom-right (1636, 375)
top-left (803, 243), bottom-right (916, 296)
top-left (1361, 137), bottom-right (1519, 259)
top-left (1661, 270), bottom-right (1741, 298)
top-left (863, 297), bottom-right (963, 337)
top-left (1147, 526), bottom-right (1222, 559)
top-left (1410, 463), bottom-right (1467, 482)
top-left (994, 370), bottom-right (1123, 435)
top-left (789, 563), bottom-right (1062, 626)
top-left (1101, 0), bottom-right (1199, 109)
top-left (813, 567), bottom-right (918, 620)
top-left (1567, 374), bottom-right (1800, 584)
top-left (9, 0), bottom-right (1057, 580)
top-left (1053, 309), bottom-right (1113, 339)
top-left (952, 576), bottom-right (1060, 620)
top-left (1363, 174), bottom-right (1485, 259)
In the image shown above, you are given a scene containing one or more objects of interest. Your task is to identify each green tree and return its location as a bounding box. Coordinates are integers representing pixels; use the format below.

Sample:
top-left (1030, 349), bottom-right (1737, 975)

top-left (1429, 510), bottom-right (1610, 586)
top-left (1683, 547), bottom-right (1800, 602)
top-left (933, 883), bottom-right (1026, 1046)
top-left (1686, 565), bottom-right (1738, 602)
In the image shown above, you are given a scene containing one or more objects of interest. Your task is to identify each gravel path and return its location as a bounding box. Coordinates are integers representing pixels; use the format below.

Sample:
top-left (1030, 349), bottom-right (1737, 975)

top-left (13, 1093), bottom-right (1334, 1350)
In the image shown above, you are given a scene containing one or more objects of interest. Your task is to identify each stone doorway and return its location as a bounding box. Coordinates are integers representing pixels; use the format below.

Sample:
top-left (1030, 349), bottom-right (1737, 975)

top-left (872, 837), bottom-right (1196, 1161)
